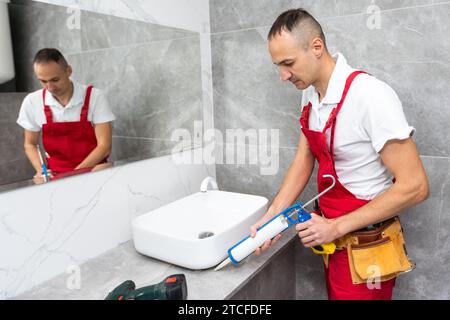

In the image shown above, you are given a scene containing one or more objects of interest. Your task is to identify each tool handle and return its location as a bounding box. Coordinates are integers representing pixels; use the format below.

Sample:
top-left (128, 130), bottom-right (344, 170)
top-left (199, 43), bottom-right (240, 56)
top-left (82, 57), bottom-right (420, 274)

top-left (41, 164), bottom-right (49, 182)
top-left (296, 210), bottom-right (336, 255)
top-left (228, 213), bottom-right (290, 265)
top-left (36, 145), bottom-right (49, 183)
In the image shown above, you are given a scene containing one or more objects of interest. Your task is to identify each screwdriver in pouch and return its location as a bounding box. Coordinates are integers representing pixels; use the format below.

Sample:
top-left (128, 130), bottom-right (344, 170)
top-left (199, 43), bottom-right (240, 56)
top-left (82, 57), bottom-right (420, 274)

top-left (214, 175), bottom-right (337, 271)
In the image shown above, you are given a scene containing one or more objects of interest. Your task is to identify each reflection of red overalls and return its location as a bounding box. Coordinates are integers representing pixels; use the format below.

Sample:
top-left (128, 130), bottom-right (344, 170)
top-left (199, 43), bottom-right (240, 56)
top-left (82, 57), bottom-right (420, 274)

top-left (42, 85), bottom-right (104, 176)
top-left (300, 71), bottom-right (396, 300)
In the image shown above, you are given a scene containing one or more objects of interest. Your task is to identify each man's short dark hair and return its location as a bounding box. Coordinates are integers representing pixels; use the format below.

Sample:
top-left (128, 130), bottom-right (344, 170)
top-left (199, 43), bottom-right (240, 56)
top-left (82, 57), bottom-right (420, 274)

top-left (268, 9), bottom-right (327, 49)
top-left (33, 48), bottom-right (69, 69)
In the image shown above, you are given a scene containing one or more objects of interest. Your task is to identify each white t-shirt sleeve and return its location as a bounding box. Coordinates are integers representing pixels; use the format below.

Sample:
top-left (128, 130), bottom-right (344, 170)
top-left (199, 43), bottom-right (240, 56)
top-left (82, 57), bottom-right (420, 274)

top-left (16, 95), bottom-right (41, 132)
top-left (89, 89), bottom-right (116, 124)
top-left (363, 79), bottom-right (415, 153)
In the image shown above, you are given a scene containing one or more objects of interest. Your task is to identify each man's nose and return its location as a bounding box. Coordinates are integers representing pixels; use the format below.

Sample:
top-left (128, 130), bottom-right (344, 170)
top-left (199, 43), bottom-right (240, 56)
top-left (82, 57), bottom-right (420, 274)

top-left (279, 68), bottom-right (292, 81)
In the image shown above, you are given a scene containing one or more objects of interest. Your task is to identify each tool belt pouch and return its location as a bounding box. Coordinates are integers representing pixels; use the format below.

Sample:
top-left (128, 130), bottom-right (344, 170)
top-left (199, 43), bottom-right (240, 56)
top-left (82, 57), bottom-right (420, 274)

top-left (346, 217), bottom-right (415, 284)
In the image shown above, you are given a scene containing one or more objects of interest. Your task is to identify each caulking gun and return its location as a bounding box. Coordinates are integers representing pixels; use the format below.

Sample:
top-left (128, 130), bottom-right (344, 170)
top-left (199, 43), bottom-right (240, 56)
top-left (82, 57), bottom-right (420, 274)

top-left (215, 175), bottom-right (337, 271)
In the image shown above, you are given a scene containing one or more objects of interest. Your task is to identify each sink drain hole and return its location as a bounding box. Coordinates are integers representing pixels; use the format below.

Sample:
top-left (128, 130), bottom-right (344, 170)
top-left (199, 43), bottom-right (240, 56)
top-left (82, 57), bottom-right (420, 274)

top-left (198, 231), bottom-right (215, 239)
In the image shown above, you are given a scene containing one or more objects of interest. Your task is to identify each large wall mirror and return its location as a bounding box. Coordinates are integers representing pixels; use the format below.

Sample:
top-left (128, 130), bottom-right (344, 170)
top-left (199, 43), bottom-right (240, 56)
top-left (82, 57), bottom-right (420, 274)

top-left (0, 0), bottom-right (204, 193)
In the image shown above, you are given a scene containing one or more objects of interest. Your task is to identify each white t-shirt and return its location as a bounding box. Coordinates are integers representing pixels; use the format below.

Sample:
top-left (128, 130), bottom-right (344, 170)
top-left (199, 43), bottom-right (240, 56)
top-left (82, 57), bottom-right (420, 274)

top-left (301, 53), bottom-right (415, 200)
top-left (17, 81), bottom-right (116, 132)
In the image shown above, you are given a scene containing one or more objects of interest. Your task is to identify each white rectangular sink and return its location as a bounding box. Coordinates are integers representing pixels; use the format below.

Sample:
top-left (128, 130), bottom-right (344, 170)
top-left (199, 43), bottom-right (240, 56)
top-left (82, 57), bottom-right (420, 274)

top-left (131, 190), bottom-right (268, 270)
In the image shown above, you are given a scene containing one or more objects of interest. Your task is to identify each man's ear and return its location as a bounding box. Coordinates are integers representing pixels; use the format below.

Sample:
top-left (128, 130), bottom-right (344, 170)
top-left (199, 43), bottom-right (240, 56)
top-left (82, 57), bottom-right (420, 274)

top-left (311, 37), bottom-right (325, 58)
top-left (66, 65), bottom-right (73, 77)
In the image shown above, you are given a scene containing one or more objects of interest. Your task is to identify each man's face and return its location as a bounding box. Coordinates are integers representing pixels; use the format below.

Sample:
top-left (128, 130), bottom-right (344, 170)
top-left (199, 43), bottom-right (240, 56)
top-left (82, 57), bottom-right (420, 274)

top-left (269, 31), bottom-right (318, 90)
top-left (33, 61), bottom-right (72, 98)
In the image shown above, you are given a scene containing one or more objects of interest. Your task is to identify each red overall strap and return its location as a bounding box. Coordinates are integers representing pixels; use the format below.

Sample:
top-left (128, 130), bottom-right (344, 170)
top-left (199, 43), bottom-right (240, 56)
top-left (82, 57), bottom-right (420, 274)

top-left (43, 86), bottom-right (94, 123)
top-left (42, 89), bottom-right (54, 124)
top-left (299, 102), bottom-right (312, 129)
top-left (322, 71), bottom-right (367, 158)
top-left (80, 85), bottom-right (93, 122)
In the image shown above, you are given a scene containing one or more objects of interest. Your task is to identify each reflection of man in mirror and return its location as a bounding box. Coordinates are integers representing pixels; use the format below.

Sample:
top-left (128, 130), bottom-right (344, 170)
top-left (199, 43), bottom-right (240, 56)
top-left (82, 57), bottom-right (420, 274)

top-left (17, 48), bottom-right (115, 184)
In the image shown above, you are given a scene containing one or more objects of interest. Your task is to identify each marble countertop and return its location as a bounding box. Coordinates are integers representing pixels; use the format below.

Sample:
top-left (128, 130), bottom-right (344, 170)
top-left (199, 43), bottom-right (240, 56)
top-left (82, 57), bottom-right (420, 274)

top-left (15, 229), bottom-right (298, 300)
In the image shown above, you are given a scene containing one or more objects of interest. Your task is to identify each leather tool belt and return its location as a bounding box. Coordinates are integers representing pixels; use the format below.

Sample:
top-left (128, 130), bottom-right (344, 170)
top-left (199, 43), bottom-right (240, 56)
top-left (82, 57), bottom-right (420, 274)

top-left (332, 217), bottom-right (415, 284)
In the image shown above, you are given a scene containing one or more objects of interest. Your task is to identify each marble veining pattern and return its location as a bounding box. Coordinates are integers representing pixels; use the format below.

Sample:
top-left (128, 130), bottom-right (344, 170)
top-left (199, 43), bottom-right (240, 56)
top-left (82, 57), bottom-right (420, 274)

top-left (0, 148), bottom-right (214, 299)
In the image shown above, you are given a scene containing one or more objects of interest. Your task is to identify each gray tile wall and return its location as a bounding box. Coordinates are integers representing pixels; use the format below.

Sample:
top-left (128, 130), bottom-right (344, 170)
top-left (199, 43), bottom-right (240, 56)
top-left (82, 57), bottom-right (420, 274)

top-left (229, 241), bottom-right (296, 300)
top-left (0, 79), bottom-right (16, 92)
top-left (0, 93), bottom-right (34, 186)
top-left (4, 0), bottom-right (203, 174)
top-left (210, 0), bottom-right (450, 300)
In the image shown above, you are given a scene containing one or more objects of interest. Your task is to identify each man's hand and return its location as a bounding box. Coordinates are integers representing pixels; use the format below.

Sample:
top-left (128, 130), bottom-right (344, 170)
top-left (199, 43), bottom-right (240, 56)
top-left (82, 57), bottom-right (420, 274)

top-left (295, 212), bottom-right (340, 248)
top-left (91, 162), bottom-right (113, 172)
top-left (250, 208), bottom-right (283, 256)
top-left (32, 170), bottom-right (54, 184)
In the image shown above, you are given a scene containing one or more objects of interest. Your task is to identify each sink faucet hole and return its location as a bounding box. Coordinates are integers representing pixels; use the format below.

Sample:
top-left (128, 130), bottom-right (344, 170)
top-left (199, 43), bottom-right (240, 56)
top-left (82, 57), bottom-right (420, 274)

top-left (198, 231), bottom-right (215, 239)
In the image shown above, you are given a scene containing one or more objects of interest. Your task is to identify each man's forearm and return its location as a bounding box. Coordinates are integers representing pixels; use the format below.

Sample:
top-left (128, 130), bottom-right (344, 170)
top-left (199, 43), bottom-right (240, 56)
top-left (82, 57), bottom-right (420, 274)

top-left (24, 144), bottom-right (43, 173)
top-left (76, 145), bottom-right (111, 170)
top-left (334, 179), bottom-right (429, 237)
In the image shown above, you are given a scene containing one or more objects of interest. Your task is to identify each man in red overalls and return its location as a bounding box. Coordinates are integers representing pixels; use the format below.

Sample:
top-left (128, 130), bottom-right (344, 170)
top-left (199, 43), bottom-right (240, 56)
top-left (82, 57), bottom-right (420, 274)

top-left (250, 9), bottom-right (429, 300)
top-left (17, 48), bottom-right (115, 183)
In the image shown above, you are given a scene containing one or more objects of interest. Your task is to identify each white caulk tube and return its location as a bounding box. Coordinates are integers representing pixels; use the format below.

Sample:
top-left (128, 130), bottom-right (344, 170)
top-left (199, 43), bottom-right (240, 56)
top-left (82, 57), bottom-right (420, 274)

top-left (227, 213), bottom-right (290, 265)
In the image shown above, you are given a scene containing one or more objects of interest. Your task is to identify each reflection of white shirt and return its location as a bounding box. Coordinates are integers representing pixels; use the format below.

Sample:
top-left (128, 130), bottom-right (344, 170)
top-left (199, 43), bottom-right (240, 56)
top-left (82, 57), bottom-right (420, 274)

top-left (17, 81), bottom-right (116, 132)
top-left (301, 53), bottom-right (415, 200)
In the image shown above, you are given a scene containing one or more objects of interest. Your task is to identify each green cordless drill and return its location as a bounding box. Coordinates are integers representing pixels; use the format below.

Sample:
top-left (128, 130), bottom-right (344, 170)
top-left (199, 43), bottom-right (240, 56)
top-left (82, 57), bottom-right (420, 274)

top-left (105, 274), bottom-right (188, 300)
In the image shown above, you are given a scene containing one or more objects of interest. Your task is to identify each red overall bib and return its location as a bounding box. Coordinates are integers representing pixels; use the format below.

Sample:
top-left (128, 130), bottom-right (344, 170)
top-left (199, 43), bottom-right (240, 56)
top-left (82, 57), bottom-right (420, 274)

top-left (42, 85), bottom-right (101, 175)
top-left (300, 71), bottom-right (396, 300)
